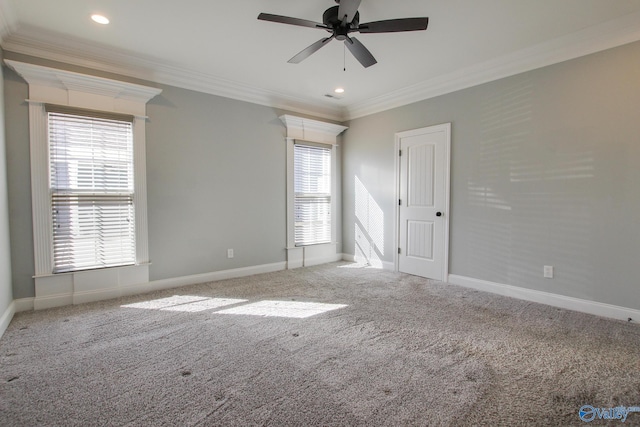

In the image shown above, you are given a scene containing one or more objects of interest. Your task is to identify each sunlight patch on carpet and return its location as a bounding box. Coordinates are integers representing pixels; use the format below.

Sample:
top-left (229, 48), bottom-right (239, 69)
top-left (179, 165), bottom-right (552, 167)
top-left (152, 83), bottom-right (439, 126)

top-left (121, 296), bottom-right (247, 312)
top-left (216, 300), bottom-right (348, 318)
top-left (121, 296), bottom-right (346, 318)
top-left (338, 262), bottom-right (382, 269)
top-left (121, 295), bottom-right (210, 309)
top-left (161, 298), bottom-right (247, 312)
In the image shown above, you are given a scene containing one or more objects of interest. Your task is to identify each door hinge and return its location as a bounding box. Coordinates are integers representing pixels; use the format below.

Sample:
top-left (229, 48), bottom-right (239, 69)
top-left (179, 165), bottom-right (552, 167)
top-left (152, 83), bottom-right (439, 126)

top-left (399, 149), bottom-right (402, 157)
top-left (398, 247), bottom-right (401, 254)
top-left (399, 199), bottom-right (402, 206)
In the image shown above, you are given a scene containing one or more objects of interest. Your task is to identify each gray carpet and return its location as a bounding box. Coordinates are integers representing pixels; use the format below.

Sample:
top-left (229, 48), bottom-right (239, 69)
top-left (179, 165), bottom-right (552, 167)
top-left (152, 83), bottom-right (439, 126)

top-left (1, 262), bottom-right (639, 426)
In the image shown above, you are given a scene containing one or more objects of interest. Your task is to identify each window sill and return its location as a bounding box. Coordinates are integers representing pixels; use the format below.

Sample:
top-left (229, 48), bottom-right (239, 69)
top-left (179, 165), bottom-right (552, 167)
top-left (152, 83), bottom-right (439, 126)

top-left (33, 262), bottom-right (152, 279)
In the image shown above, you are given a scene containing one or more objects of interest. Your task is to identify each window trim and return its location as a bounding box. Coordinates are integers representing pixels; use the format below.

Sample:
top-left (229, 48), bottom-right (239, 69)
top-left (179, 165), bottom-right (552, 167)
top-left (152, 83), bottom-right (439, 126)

top-left (279, 115), bottom-right (347, 269)
top-left (6, 60), bottom-right (161, 309)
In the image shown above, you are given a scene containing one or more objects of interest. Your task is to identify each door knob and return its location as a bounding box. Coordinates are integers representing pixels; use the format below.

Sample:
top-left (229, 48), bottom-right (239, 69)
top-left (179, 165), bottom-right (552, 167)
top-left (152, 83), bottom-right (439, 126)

top-left (436, 212), bottom-right (442, 217)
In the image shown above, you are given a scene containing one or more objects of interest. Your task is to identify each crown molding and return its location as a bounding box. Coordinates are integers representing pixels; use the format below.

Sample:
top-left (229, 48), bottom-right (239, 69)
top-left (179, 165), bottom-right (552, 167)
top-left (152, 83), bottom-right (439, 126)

top-left (0, 0), bottom-right (17, 44)
top-left (344, 10), bottom-right (640, 120)
top-left (1, 26), bottom-right (346, 122)
top-left (2, 9), bottom-right (639, 122)
top-left (155, 64), bottom-right (346, 122)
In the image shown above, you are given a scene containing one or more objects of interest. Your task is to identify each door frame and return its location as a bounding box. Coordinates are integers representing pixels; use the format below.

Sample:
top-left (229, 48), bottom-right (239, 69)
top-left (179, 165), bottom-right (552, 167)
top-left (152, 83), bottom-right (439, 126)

top-left (394, 123), bottom-right (451, 281)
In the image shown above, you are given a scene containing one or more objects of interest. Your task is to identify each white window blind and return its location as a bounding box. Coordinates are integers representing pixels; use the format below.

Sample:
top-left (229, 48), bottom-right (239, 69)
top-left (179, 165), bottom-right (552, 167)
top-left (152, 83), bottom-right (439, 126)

top-left (294, 144), bottom-right (331, 246)
top-left (48, 108), bottom-right (136, 273)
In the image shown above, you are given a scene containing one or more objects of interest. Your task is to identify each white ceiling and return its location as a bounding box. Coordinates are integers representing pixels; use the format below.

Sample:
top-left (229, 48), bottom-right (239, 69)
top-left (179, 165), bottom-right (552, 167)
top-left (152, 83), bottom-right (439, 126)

top-left (1, 0), bottom-right (640, 120)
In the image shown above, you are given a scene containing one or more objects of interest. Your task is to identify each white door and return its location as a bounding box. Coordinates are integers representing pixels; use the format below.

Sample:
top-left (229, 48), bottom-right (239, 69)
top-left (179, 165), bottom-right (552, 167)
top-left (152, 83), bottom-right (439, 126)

top-left (397, 123), bottom-right (450, 281)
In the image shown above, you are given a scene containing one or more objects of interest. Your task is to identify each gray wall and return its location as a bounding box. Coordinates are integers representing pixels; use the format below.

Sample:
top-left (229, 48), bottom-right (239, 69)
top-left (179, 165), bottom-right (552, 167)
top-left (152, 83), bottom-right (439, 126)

top-left (0, 48), bottom-right (13, 313)
top-left (342, 41), bottom-right (640, 310)
top-left (3, 57), bottom-right (321, 297)
top-left (4, 67), bottom-right (31, 299)
top-left (145, 85), bottom-right (288, 280)
top-left (3, 41), bottom-right (639, 312)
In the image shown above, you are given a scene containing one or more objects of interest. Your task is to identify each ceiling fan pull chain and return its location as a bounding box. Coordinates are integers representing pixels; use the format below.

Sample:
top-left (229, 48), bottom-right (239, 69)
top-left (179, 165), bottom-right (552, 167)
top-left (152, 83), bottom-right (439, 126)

top-left (344, 43), bottom-right (347, 71)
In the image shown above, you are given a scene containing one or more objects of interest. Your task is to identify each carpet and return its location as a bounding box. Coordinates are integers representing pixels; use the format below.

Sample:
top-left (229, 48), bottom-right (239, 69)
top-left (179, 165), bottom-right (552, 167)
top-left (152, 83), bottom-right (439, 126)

top-left (1, 262), bottom-right (639, 426)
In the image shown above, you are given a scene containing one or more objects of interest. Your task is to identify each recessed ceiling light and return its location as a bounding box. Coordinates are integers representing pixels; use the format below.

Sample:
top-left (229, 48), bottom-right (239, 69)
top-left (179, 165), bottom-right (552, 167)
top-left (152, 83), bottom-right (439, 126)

top-left (91, 14), bottom-right (110, 25)
top-left (334, 87), bottom-right (345, 94)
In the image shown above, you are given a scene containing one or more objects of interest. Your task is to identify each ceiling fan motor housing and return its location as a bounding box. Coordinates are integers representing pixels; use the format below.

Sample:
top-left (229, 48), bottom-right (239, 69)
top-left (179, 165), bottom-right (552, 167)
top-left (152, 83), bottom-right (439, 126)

top-left (323, 6), bottom-right (359, 40)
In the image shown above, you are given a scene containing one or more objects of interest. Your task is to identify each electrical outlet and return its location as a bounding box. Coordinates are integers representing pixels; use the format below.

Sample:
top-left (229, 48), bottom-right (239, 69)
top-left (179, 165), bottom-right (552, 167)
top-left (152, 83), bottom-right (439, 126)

top-left (544, 265), bottom-right (553, 279)
top-left (227, 249), bottom-right (234, 259)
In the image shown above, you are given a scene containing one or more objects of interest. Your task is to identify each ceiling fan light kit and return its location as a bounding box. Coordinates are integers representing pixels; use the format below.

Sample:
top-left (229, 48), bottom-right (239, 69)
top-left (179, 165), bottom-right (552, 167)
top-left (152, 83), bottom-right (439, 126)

top-left (258, 0), bottom-right (428, 68)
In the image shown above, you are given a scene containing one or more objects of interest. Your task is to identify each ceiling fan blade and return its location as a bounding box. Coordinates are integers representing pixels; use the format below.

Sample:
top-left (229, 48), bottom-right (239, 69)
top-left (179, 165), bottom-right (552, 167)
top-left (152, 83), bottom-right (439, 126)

top-left (345, 36), bottom-right (377, 68)
top-left (288, 36), bottom-right (335, 64)
top-left (258, 13), bottom-right (325, 29)
top-left (358, 17), bottom-right (429, 33)
top-left (338, 0), bottom-right (362, 25)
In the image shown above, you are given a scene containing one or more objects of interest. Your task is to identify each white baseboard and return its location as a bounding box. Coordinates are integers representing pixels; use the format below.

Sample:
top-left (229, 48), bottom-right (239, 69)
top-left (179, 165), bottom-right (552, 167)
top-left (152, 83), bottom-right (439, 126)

top-left (147, 261), bottom-right (287, 291)
top-left (34, 294), bottom-right (72, 310)
top-left (32, 261), bottom-right (288, 309)
top-left (12, 261), bottom-right (324, 313)
top-left (33, 264), bottom-right (150, 310)
top-left (448, 274), bottom-right (640, 323)
top-left (341, 253), bottom-right (356, 263)
top-left (342, 254), bottom-right (395, 271)
top-left (14, 297), bottom-right (34, 312)
top-left (0, 301), bottom-right (16, 339)
top-left (304, 253), bottom-right (344, 267)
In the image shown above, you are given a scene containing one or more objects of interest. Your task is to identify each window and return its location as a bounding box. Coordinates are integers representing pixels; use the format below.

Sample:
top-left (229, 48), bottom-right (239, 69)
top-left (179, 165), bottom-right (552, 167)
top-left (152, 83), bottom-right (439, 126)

top-left (48, 107), bottom-right (136, 273)
top-left (294, 143), bottom-right (331, 246)
top-left (279, 114), bottom-right (346, 268)
top-left (7, 59), bottom-right (160, 308)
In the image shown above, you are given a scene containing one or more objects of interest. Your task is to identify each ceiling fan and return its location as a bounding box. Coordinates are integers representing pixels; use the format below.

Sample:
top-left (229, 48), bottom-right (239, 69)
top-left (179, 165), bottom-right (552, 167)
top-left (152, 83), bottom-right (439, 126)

top-left (258, 0), bottom-right (429, 68)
